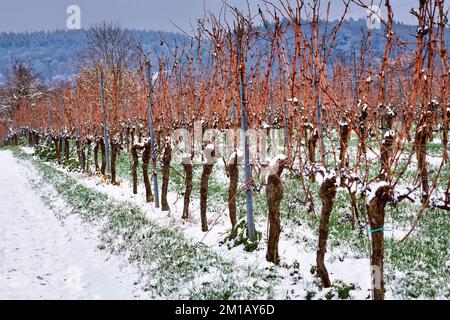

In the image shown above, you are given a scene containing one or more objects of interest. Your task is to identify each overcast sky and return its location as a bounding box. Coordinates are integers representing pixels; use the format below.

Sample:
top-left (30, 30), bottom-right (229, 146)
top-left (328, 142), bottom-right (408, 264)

top-left (0, 0), bottom-right (440, 34)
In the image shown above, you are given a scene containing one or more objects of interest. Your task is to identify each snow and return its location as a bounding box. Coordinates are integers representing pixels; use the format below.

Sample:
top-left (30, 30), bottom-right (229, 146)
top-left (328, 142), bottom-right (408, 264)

top-left (21, 147), bottom-right (34, 155)
top-left (33, 152), bottom-right (378, 299)
top-left (394, 187), bottom-right (412, 200)
top-left (0, 150), bottom-right (144, 299)
top-left (427, 155), bottom-right (444, 167)
top-left (268, 154), bottom-right (286, 175)
top-left (367, 181), bottom-right (389, 204)
top-left (386, 108), bottom-right (395, 117)
top-left (324, 170), bottom-right (337, 182)
top-left (133, 142), bottom-right (146, 148)
top-left (383, 225), bottom-right (408, 241)
top-left (349, 179), bottom-right (358, 194)
top-left (227, 150), bottom-right (243, 165)
top-left (7, 144), bottom-right (435, 299)
top-left (366, 149), bottom-right (379, 161)
top-left (205, 143), bottom-right (215, 152)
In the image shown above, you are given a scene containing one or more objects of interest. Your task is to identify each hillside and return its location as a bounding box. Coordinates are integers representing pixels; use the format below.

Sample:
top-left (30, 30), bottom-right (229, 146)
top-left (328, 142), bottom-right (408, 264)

top-left (0, 18), bottom-right (448, 85)
top-left (0, 29), bottom-right (190, 85)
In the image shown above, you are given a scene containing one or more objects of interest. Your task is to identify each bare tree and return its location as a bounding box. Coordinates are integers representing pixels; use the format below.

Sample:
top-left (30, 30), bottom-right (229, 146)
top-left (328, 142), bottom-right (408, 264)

top-left (82, 23), bottom-right (136, 181)
top-left (0, 60), bottom-right (43, 120)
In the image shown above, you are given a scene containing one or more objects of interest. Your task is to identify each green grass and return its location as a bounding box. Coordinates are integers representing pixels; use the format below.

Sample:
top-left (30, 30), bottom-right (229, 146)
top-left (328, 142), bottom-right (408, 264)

top-left (385, 208), bottom-right (450, 299)
top-left (10, 135), bottom-right (450, 299)
top-left (12, 147), bottom-right (278, 299)
top-left (104, 139), bottom-right (450, 298)
top-left (427, 142), bottom-right (445, 156)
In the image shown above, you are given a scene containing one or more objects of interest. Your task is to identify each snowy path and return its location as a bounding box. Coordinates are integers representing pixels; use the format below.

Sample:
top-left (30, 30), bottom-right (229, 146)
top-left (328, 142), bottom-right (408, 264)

top-left (0, 150), bottom-right (142, 299)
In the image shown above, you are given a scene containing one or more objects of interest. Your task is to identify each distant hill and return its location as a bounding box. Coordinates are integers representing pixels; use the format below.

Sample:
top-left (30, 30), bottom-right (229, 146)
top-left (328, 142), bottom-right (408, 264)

top-left (0, 29), bottom-right (190, 85)
top-left (0, 18), bottom-right (448, 85)
top-left (277, 17), bottom-right (449, 63)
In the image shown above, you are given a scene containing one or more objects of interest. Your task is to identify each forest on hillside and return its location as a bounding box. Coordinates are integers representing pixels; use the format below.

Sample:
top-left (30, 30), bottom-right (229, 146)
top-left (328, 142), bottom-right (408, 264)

top-left (0, 18), bottom-right (448, 84)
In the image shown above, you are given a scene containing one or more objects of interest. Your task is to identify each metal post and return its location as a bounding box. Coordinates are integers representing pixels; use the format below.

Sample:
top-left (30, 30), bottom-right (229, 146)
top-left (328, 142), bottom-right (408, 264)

top-left (146, 61), bottom-right (160, 208)
top-left (100, 71), bottom-right (111, 174)
top-left (238, 35), bottom-right (255, 242)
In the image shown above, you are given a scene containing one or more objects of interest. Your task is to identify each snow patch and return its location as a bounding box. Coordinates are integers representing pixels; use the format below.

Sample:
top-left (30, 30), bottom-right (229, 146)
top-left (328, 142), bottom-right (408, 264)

top-left (367, 181), bottom-right (390, 204)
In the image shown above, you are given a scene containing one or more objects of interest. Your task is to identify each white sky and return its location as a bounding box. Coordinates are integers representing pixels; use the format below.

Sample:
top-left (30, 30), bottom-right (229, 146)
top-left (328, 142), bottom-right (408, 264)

top-left (0, 0), bottom-right (445, 33)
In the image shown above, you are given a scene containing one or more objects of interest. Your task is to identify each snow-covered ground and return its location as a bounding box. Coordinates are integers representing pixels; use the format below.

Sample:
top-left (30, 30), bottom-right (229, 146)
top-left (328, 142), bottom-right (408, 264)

top-left (28, 148), bottom-right (375, 300)
top-left (6, 145), bottom-right (440, 299)
top-left (0, 150), bottom-right (144, 299)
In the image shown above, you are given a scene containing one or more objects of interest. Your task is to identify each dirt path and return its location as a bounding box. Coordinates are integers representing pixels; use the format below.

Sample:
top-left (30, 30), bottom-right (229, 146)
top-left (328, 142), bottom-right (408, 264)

top-left (0, 150), bottom-right (142, 299)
